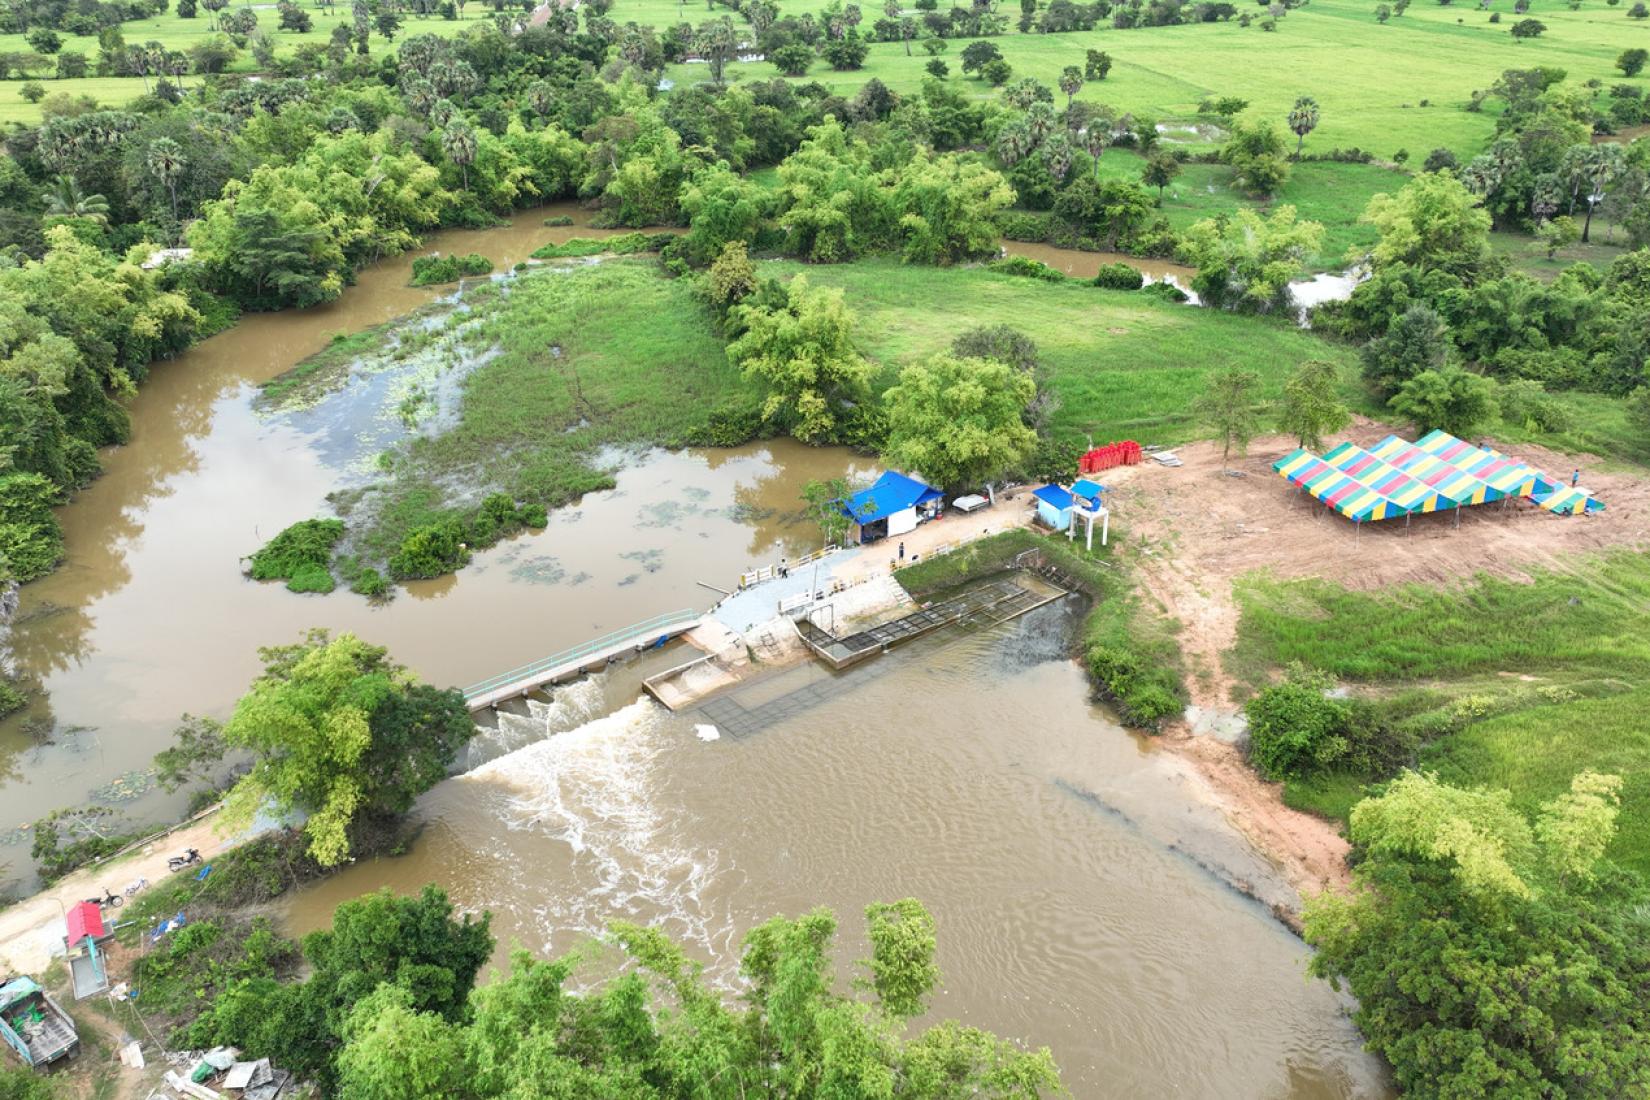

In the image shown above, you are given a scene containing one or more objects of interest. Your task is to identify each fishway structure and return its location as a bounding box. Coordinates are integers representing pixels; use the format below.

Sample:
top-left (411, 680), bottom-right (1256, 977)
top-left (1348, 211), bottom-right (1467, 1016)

top-left (796, 577), bottom-right (1065, 670)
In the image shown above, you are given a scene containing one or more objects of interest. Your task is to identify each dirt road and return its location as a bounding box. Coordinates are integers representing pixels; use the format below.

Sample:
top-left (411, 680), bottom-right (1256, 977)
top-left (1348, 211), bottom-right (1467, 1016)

top-left (1102, 423), bottom-right (1650, 901)
top-left (0, 814), bottom-right (232, 976)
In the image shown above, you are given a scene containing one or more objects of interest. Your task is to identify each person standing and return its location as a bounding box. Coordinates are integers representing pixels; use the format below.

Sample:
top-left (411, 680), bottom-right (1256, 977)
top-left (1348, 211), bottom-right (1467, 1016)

top-left (1572, 468), bottom-right (1581, 487)
top-left (897, 541), bottom-right (905, 563)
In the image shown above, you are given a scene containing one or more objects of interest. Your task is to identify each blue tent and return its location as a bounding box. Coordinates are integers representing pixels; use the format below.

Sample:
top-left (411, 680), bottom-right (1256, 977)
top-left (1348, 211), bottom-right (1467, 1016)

top-left (843, 471), bottom-right (943, 523)
top-left (1072, 479), bottom-right (1105, 507)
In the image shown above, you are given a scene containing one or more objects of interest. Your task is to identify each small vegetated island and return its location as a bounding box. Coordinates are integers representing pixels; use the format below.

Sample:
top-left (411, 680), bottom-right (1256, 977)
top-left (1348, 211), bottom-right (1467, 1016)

top-left (3, 0), bottom-right (1650, 1091)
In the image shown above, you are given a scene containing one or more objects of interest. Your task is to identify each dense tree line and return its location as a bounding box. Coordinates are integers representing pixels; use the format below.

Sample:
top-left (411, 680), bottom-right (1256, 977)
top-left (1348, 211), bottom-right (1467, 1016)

top-left (171, 884), bottom-right (1062, 1098)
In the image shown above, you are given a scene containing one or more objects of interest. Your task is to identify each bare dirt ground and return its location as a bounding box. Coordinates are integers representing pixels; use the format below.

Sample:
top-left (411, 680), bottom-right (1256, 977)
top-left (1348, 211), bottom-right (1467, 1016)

top-left (1100, 420), bottom-right (1650, 900)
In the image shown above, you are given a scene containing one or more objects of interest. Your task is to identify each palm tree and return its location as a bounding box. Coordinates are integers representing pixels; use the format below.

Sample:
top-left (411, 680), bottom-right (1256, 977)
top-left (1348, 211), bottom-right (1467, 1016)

top-left (525, 79), bottom-right (553, 122)
top-left (147, 137), bottom-right (187, 231)
top-left (42, 175), bottom-right (110, 223)
top-left (1058, 65), bottom-right (1083, 109)
top-left (1287, 95), bottom-right (1320, 158)
top-left (442, 119), bottom-right (477, 191)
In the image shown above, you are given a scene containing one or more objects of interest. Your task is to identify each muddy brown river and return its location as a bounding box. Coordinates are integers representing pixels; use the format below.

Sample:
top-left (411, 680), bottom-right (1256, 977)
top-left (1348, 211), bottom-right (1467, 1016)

top-left (283, 610), bottom-right (1389, 1096)
top-left (3, 208), bottom-right (1389, 1095)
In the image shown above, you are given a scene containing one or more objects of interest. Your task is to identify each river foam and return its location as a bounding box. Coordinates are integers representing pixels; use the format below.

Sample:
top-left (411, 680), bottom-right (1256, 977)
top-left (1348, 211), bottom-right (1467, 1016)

top-left (462, 695), bottom-right (725, 955)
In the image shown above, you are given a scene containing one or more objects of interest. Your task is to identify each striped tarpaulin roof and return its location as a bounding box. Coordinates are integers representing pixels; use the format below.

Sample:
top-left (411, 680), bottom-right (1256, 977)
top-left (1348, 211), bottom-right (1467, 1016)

top-left (1413, 430), bottom-right (1556, 498)
top-left (1533, 486), bottom-right (1604, 516)
top-left (1272, 448), bottom-right (1411, 522)
top-left (1321, 442), bottom-right (1451, 513)
top-left (1367, 435), bottom-right (1504, 505)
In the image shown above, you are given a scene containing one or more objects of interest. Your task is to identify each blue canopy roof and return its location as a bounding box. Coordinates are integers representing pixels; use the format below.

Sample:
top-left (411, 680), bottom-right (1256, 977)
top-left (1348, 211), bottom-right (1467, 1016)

top-left (1032, 484), bottom-right (1074, 510)
top-left (1072, 479), bottom-right (1105, 503)
top-left (843, 471), bottom-right (942, 524)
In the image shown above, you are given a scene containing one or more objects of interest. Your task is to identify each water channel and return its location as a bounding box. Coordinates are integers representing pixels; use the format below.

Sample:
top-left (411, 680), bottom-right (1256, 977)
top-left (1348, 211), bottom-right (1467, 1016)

top-left (2, 206), bottom-right (1388, 1095)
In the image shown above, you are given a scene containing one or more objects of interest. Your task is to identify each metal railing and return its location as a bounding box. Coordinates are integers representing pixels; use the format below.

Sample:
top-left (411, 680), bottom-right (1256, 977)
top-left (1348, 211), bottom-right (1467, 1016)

top-left (462, 608), bottom-right (700, 701)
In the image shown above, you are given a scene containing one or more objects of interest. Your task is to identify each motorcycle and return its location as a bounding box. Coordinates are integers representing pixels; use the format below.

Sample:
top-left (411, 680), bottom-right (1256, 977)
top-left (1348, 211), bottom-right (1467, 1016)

top-left (167, 848), bottom-right (202, 873)
top-left (85, 888), bottom-right (123, 909)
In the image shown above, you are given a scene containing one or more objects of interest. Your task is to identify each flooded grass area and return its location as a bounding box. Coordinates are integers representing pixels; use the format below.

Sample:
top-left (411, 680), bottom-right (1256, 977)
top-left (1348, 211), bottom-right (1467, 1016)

top-left (319, 260), bottom-right (763, 569)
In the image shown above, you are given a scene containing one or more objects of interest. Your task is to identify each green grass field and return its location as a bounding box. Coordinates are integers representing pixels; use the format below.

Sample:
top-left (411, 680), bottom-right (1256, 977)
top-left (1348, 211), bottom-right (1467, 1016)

top-left (1087, 152), bottom-right (1405, 267)
top-left (0, 2), bottom-right (476, 123)
top-left (667, 0), bottom-right (1646, 156)
top-left (1233, 552), bottom-right (1650, 872)
top-left (759, 256), bottom-right (1361, 444)
top-left (6, 0), bottom-right (1641, 141)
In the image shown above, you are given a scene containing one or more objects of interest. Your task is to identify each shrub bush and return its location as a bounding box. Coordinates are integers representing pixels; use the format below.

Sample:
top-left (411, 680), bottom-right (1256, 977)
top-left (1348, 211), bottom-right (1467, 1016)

top-left (1245, 667), bottom-right (1353, 780)
top-left (388, 519), bottom-right (471, 579)
top-left (1085, 642), bottom-right (1186, 727)
top-left (988, 256), bottom-right (1067, 282)
top-left (285, 562), bottom-right (337, 594)
top-left (348, 567), bottom-right (388, 598)
top-left (543, 214), bottom-right (575, 226)
top-left (1093, 263), bottom-right (1145, 290)
top-left (997, 212), bottom-right (1052, 242)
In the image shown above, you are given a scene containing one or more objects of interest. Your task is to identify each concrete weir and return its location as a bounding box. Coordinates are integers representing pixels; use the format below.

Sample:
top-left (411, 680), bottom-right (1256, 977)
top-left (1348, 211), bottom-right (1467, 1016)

top-left (463, 609), bottom-right (702, 711)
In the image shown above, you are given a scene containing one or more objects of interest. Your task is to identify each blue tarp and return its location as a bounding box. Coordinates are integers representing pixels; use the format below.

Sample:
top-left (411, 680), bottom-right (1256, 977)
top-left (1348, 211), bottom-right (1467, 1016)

top-left (843, 471), bottom-right (943, 524)
top-left (1032, 485), bottom-right (1074, 510)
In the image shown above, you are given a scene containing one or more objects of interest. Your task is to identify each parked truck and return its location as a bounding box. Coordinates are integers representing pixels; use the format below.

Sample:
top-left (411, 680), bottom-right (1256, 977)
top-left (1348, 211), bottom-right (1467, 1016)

top-left (0, 977), bottom-right (79, 1070)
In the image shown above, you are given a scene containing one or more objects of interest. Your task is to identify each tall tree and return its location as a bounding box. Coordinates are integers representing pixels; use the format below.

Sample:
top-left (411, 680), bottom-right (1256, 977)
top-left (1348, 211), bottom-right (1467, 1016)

top-left (1388, 366), bottom-right (1497, 437)
top-left (146, 137), bottom-right (187, 231)
top-left (41, 175), bottom-right (110, 223)
top-left (727, 275), bottom-right (873, 442)
top-left (1276, 359), bottom-right (1350, 449)
top-left (1057, 64), bottom-right (1083, 108)
top-left (1286, 95), bottom-right (1320, 157)
top-left (1306, 771), bottom-right (1650, 1098)
top-left (216, 631), bottom-right (474, 865)
top-left (1360, 302), bottom-right (1449, 395)
top-left (1193, 366), bottom-right (1264, 469)
top-left (1141, 150), bottom-right (1181, 199)
top-left (440, 118), bottom-right (477, 191)
top-left (882, 353), bottom-right (1038, 491)
top-left (694, 15), bottom-right (737, 84)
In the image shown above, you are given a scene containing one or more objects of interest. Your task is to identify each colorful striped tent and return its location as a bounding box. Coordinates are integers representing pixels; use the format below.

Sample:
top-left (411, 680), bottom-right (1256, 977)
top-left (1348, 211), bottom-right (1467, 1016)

top-left (1272, 449), bottom-right (1411, 523)
top-left (1279, 430), bottom-right (1603, 526)
top-left (1321, 442), bottom-right (1453, 513)
top-left (1367, 435), bottom-right (1504, 505)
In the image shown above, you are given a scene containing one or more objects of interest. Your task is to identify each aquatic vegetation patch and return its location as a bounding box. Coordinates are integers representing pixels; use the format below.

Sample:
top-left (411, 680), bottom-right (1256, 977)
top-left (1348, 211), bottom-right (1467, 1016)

top-left (410, 252), bottom-right (495, 287)
top-left (529, 232), bottom-right (678, 260)
top-left (247, 518), bottom-right (345, 593)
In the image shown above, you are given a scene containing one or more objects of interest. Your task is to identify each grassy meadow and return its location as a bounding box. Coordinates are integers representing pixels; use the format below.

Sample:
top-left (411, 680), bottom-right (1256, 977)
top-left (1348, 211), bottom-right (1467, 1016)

top-left (1232, 552), bottom-right (1650, 873)
top-left (767, 256), bottom-right (1361, 444)
top-left (1087, 152), bottom-right (1406, 267)
top-left (6, 0), bottom-right (1643, 143)
top-left (674, 0), bottom-right (1647, 156)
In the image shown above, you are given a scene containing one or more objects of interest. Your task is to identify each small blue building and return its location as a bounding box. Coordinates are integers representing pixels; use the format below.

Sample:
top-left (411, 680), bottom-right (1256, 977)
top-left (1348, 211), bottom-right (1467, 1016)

top-left (842, 471), bottom-right (944, 543)
top-left (1034, 480), bottom-right (1107, 534)
top-left (1032, 484), bottom-right (1076, 531)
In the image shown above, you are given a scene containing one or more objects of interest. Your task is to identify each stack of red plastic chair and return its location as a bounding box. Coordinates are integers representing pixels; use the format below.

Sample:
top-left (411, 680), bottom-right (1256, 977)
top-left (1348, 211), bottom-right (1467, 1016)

top-left (1078, 441), bottom-right (1143, 473)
